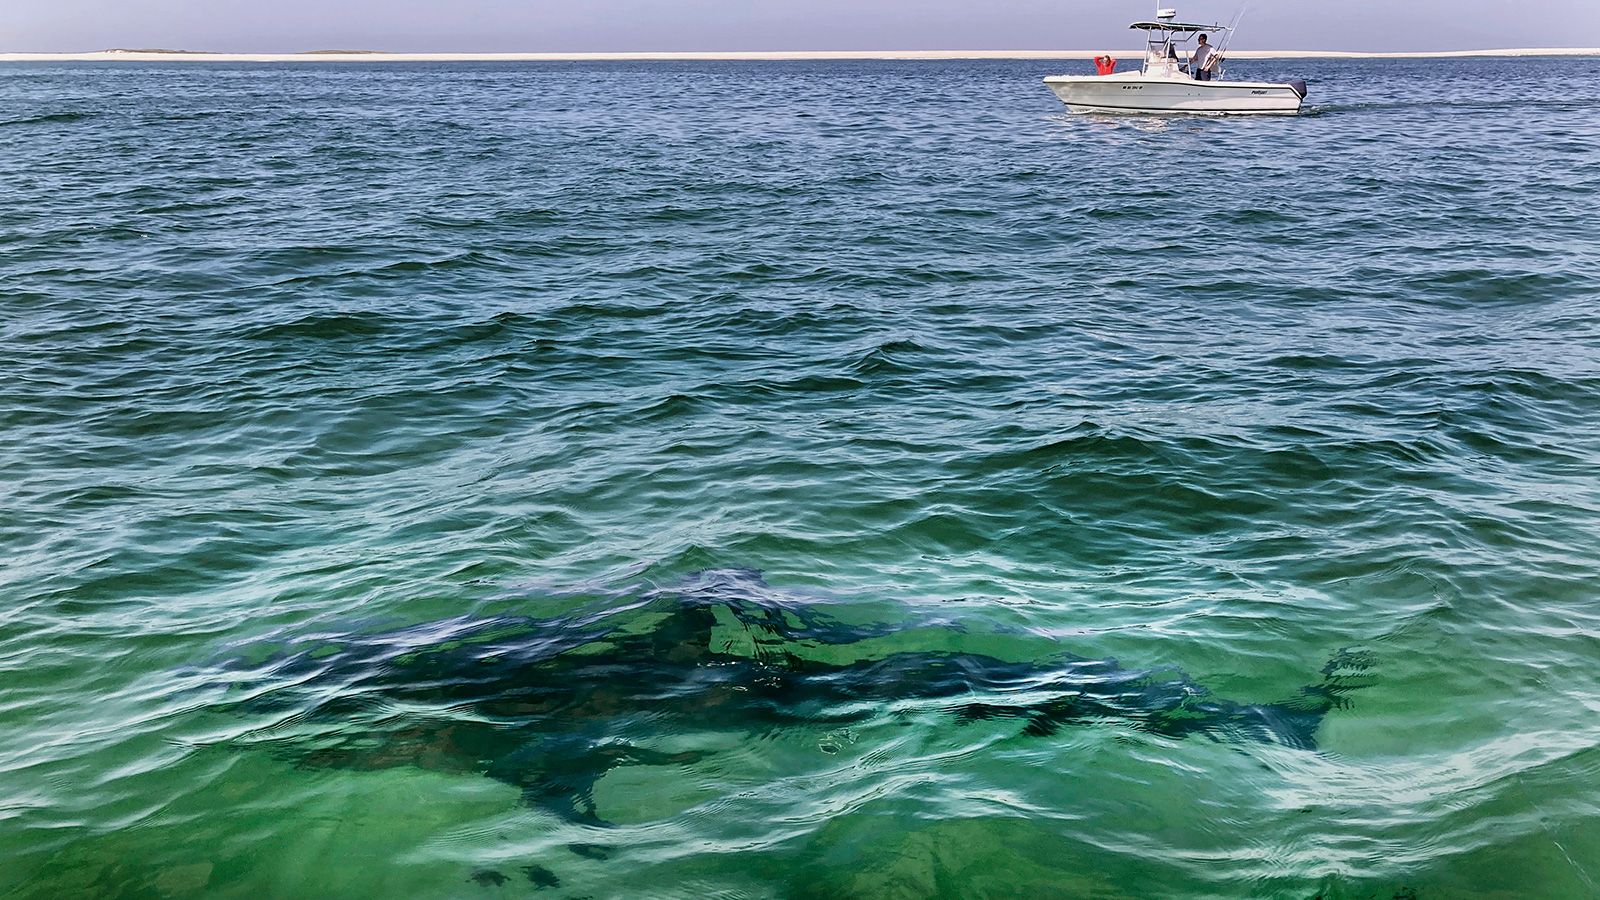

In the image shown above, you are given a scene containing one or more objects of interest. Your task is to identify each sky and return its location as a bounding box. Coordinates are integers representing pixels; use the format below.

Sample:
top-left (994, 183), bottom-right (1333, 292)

top-left (7, 1), bottom-right (1600, 53)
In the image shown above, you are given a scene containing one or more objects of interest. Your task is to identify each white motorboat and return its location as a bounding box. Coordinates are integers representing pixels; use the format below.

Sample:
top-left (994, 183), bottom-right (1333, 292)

top-left (1044, 7), bottom-right (1307, 115)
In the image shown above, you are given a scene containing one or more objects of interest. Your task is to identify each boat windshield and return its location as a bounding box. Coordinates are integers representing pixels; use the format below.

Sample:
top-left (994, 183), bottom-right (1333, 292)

top-left (1132, 22), bottom-right (1227, 76)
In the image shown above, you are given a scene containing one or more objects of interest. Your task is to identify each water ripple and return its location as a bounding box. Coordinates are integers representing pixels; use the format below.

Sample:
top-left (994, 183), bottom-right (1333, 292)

top-left (2, 56), bottom-right (1599, 899)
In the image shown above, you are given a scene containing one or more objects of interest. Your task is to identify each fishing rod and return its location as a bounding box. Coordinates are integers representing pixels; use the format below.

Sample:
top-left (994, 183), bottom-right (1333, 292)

top-left (1220, 3), bottom-right (1251, 55)
top-left (1216, 2), bottom-right (1252, 77)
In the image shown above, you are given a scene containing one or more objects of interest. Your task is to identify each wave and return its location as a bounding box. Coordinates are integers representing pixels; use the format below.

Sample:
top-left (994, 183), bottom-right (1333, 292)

top-left (0, 111), bottom-right (94, 127)
top-left (1397, 268), bottom-right (1585, 306)
top-left (263, 250), bottom-right (507, 288)
top-left (242, 312), bottom-right (392, 342)
top-left (850, 339), bottom-right (935, 377)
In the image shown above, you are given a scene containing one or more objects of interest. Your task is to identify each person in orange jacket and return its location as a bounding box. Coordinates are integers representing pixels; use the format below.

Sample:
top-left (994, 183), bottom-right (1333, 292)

top-left (1094, 54), bottom-right (1118, 76)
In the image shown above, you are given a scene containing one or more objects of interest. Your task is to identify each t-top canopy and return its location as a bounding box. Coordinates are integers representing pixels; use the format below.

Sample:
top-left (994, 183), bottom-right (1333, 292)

top-left (1129, 21), bottom-right (1226, 32)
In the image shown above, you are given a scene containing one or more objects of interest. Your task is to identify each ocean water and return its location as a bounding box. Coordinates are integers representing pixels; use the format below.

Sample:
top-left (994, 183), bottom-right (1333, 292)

top-left (2, 56), bottom-right (1599, 899)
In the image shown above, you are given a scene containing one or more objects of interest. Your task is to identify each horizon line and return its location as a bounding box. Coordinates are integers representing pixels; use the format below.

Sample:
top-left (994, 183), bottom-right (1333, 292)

top-left (3, 48), bottom-right (1599, 63)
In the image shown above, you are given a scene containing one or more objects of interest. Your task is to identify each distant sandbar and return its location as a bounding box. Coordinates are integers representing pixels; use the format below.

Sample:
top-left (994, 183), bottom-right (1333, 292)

top-left (2, 48), bottom-right (1597, 63)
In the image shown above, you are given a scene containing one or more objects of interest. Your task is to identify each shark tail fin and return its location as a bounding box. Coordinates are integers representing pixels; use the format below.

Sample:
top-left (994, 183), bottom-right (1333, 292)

top-left (1252, 648), bottom-right (1378, 750)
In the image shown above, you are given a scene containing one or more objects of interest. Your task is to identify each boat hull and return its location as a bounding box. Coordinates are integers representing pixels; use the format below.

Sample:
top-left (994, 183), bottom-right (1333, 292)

top-left (1043, 75), bottom-right (1305, 115)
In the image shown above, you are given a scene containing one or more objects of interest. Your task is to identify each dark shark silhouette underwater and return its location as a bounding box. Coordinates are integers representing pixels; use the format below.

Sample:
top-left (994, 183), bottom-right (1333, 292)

top-left (226, 569), bottom-right (1372, 827)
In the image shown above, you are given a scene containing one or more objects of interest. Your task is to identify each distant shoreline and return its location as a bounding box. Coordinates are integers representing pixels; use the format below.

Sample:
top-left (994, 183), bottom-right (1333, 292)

top-left (1, 48), bottom-right (1598, 63)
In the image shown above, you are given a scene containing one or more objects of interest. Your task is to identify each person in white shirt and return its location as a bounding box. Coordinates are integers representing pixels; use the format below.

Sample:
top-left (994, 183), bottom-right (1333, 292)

top-left (1191, 33), bottom-right (1219, 81)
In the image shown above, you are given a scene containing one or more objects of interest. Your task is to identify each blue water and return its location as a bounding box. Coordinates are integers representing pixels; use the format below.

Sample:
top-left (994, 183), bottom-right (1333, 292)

top-left (2, 57), bottom-right (1599, 899)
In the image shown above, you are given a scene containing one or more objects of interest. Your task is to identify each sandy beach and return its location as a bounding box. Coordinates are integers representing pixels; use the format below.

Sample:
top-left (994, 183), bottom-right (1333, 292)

top-left (1, 48), bottom-right (1597, 63)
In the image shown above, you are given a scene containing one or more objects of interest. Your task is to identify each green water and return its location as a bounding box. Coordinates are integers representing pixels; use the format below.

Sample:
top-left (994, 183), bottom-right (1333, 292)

top-left (2, 57), bottom-right (1599, 898)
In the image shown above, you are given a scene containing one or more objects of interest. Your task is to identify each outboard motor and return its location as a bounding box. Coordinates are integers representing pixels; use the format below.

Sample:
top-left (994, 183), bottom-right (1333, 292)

top-left (1288, 79), bottom-right (1309, 99)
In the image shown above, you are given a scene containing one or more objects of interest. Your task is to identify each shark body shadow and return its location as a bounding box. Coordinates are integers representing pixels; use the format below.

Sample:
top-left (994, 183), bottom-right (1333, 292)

top-left (226, 569), bottom-right (1372, 826)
